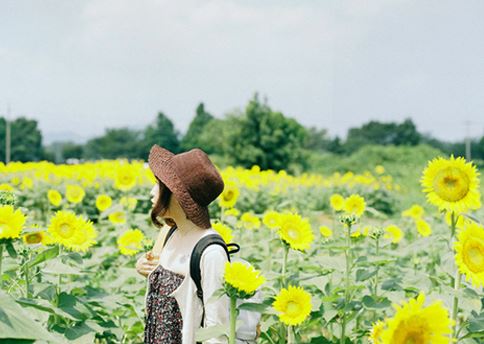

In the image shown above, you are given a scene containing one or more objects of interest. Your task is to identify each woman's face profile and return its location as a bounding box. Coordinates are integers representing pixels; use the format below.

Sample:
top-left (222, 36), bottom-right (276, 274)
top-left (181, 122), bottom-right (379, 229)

top-left (150, 183), bottom-right (159, 206)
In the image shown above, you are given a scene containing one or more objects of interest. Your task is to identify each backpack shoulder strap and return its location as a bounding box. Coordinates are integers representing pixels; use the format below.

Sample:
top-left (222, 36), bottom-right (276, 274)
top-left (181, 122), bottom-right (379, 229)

top-left (191, 234), bottom-right (240, 335)
top-left (190, 234), bottom-right (230, 301)
top-left (162, 224), bottom-right (178, 249)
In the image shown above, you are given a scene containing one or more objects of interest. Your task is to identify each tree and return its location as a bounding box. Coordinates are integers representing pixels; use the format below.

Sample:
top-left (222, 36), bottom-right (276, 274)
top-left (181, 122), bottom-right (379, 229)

top-left (0, 116), bottom-right (43, 162)
top-left (229, 94), bottom-right (307, 171)
top-left (181, 103), bottom-right (214, 151)
top-left (196, 114), bottom-right (243, 156)
top-left (141, 112), bottom-right (180, 155)
top-left (304, 126), bottom-right (332, 152)
top-left (83, 128), bottom-right (143, 159)
top-left (344, 118), bottom-right (421, 154)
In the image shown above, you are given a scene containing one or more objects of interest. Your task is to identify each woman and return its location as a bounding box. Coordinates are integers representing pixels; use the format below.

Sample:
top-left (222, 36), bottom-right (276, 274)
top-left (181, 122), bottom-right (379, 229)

top-left (136, 144), bottom-right (229, 344)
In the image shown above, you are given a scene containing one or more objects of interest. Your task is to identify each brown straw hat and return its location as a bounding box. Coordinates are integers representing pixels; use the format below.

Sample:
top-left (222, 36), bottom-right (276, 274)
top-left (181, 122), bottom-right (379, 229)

top-left (148, 144), bottom-right (225, 229)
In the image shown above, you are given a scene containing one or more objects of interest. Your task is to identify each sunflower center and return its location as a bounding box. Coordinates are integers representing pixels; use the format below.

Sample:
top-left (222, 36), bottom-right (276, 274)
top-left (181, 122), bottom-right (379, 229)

top-left (59, 223), bottom-right (74, 238)
top-left (463, 241), bottom-right (484, 273)
top-left (433, 167), bottom-right (470, 202)
top-left (287, 228), bottom-right (299, 240)
top-left (25, 233), bottom-right (42, 244)
top-left (402, 331), bottom-right (424, 344)
top-left (286, 301), bottom-right (300, 315)
top-left (224, 191), bottom-right (234, 201)
top-left (121, 175), bottom-right (133, 184)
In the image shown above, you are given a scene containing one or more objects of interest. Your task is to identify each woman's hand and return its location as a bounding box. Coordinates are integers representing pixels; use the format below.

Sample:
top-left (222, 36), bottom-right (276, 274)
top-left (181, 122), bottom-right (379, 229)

top-left (136, 251), bottom-right (160, 277)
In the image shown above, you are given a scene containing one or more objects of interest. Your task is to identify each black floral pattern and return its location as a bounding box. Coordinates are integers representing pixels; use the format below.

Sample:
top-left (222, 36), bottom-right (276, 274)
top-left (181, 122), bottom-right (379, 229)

top-left (144, 264), bottom-right (185, 344)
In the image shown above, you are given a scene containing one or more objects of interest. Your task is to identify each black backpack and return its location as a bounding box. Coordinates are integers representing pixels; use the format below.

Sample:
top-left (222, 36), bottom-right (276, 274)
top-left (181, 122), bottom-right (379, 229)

top-left (162, 225), bottom-right (240, 326)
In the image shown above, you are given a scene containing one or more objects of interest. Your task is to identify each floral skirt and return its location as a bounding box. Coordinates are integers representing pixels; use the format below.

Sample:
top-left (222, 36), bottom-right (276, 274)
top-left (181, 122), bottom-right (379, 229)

top-left (144, 264), bottom-right (185, 344)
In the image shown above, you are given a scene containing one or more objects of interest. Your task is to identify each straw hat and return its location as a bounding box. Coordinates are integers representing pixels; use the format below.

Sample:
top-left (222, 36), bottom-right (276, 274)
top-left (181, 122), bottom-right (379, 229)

top-left (148, 144), bottom-right (224, 229)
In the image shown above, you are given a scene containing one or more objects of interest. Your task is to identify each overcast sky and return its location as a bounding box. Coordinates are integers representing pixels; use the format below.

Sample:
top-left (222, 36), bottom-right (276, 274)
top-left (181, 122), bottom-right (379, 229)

top-left (1, 0), bottom-right (484, 144)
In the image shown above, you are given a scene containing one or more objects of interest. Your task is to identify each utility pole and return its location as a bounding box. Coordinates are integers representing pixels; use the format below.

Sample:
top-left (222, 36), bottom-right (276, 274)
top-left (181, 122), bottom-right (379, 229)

top-left (464, 120), bottom-right (471, 161)
top-left (5, 104), bottom-right (11, 164)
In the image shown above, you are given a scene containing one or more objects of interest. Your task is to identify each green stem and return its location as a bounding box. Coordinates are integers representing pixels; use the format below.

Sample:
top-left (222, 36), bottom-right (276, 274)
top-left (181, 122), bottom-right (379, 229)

top-left (24, 252), bottom-right (31, 298)
top-left (287, 325), bottom-right (295, 344)
top-left (281, 244), bottom-right (289, 288)
top-left (341, 224), bottom-right (352, 344)
top-left (452, 271), bottom-right (461, 340)
top-left (449, 211), bottom-right (460, 341)
top-left (373, 238), bottom-right (380, 298)
top-left (0, 243), bottom-right (3, 289)
top-left (229, 295), bottom-right (237, 344)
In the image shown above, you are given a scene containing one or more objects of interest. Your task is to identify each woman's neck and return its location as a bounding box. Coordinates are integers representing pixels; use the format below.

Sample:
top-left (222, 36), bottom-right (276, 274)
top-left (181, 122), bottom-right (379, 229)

top-left (166, 196), bottom-right (202, 233)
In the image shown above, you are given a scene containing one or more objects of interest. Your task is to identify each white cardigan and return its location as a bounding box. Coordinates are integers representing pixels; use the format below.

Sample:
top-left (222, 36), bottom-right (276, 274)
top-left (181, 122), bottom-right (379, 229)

top-left (144, 225), bottom-right (230, 344)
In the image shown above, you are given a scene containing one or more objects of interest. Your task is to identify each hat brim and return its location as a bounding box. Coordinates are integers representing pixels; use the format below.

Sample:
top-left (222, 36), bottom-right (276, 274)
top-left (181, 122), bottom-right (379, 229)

top-left (148, 145), bottom-right (212, 229)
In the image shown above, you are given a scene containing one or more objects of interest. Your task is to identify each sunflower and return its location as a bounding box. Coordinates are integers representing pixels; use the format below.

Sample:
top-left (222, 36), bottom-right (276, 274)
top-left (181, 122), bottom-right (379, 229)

top-left (352, 225), bottom-right (371, 237)
top-left (330, 193), bottom-right (345, 211)
top-left (319, 225), bottom-right (333, 238)
top-left (344, 194), bottom-right (366, 217)
top-left (120, 196), bottom-right (137, 211)
top-left (68, 218), bottom-right (98, 252)
top-left (114, 165), bottom-right (137, 191)
top-left (381, 293), bottom-right (453, 344)
top-left (277, 213), bottom-right (314, 252)
top-left (96, 194), bottom-right (112, 212)
top-left (219, 182), bottom-right (239, 208)
top-left (22, 225), bottom-right (47, 246)
top-left (454, 222), bottom-right (484, 288)
top-left (238, 212), bottom-right (261, 230)
top-left (0, 205), bottom-right (26, 239)
top-left (272, 285), bottom-right (312, 326)
top-left (375, 165), bottom-right (385, 175)
top-left (351, 229), bottom-right (362, 238)
top-left (224, 261), bottom-right (265, 297)
top-left (47, 189), bottom-right (62, 207)
top-left (47, 210), bottom-right (81, 247)
top-left (224, 208), bottom-right (240, 218)
top-left (421, 155), bottom-right (481, 213)
top-left (109, 211), bottom-right (126, 225)
top-left (117, 229), bottom-right (146, 256)
top-left (369, 320), bottom-right (386, 344)
top-left (212, 222), bottom-right (233, 244)
top-left (402, 204), bottom-right (424, 219)
top-left (21, 177), bottom-right (33, 190)
top-left (65, 184), bottom-right (85, 204)
top-left (0, 183), bottom-right (14, 192)
top-left (263, 210), bottom-right (281, 230)
top-left (384, 225), bottom-right (403, 244)
top-left (415, 219), bottom-right (432, 237)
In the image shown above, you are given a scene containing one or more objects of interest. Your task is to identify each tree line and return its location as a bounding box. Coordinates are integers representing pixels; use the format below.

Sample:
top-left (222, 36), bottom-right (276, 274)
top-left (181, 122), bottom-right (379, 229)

top-left (1, 94), bottom-right (483, 172)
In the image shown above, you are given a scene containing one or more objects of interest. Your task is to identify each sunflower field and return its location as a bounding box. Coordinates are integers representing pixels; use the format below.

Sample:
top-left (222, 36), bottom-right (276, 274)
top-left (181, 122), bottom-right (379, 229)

top-left (0, 155), bottom-right (483, 344)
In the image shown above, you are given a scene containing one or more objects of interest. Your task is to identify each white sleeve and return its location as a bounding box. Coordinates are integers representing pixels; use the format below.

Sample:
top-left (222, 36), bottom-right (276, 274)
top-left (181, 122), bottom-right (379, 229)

top-left (200, 244), bottom-right (230, 344)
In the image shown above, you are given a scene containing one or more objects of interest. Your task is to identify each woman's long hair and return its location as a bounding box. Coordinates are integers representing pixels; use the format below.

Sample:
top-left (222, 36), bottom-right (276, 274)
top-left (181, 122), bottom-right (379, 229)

top-left (150, 177), bottom-right (174, 228)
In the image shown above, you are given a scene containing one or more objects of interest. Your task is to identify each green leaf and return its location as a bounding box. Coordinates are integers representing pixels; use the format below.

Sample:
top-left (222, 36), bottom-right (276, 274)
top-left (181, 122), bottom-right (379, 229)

top-left (238, 302), bottom-right (270, 313)
top-left (27, 246), bottom-right (59, 268)
top-left (356, 269), bottom-right (377, 282)
top-left (468, 311), bottom-right (484, 333)
top-left (57, 292), bottom-right (90, 321)
top-left (16, 297), bottom-right (78, 321)
top-left (5, 241), bottom-right (17, 258)
top-left (37, 285), bottom-right (57, 301)
top-left (362, 295), bottom-right (391, 309)
top-left (64, 321), bottom-right (95, 340)
top-left (61, 252), bottom-right (83, 265)
top-left (0, 290), bottom-right (63, 342)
